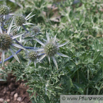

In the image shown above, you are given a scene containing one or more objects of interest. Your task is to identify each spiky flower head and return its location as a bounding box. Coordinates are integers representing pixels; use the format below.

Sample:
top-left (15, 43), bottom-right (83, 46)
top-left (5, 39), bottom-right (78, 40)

top-left (44, 42), bottom-right (58, 57)
top-left (0, 33), bottom-right (12, 50)
top-left (0, 5), bottom-right (10, 15)
top-left (15, 15), bottom-right (25, 26)
top-left (35, 34), bottom-right (68, 69)
top-left (0, 18), bottom-right (27, 66)
top-left (32, 26), bottom-right (40, 34)
top-left (28, 51), bottom-right (38, 61)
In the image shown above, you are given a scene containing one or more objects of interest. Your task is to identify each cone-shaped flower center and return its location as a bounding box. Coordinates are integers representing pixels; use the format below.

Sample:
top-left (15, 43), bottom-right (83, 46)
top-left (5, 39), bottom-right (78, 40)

top-left (28, 51), bottom-right (38, 61)
top-left (44, 43), bottom-right (58, 57)
top-left (0, 34), bottom-right (12, 50)
top-left (15, 15), bottom-right (25, 26)
top-left (0, 5), bottom-right (10, 15)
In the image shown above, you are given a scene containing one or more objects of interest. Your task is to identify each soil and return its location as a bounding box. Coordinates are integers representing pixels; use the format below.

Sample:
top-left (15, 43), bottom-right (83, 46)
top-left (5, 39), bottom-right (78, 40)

top-left (0, 73), bottom-right (31, 103)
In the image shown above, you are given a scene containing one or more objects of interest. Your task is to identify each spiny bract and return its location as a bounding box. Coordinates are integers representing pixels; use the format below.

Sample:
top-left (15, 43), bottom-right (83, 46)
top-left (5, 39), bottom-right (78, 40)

top-left (24, 32), bottom-right (31, 38)
top-left (44, 43), bottom-right (58, 57)
top-left (15, 15), bottom-right (25, 26)
top-left (0, 34), bottom-right (12, 50)
top-left (28, 51), bottom-right (38, 61)
top-left (0, 5), bottom-right (10, 15)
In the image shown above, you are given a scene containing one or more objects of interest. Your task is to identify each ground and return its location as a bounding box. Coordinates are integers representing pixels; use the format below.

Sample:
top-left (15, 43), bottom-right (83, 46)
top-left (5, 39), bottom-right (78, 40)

top-left (0, 73), bottom-right (31, 103)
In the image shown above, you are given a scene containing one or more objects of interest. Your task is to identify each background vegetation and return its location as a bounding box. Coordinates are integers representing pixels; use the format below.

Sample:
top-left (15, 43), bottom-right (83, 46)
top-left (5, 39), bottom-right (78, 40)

top-left (0, 0), bottom-right (103, 103)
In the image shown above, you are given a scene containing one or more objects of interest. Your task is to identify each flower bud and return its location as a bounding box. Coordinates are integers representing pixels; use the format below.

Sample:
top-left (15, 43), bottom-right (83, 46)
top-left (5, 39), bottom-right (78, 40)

top-left (0, 34), bottom-right (12, 50)
top-left (0, 5), bottom-right (10, 15)
top-left (32, 26), bottom-right (40, 34)
top-left (15, 15), bottom-right (25, 26)
top-left (44, 43), bottom-right (58, 57)
top-left (28, 51), bottom-right (38, 61)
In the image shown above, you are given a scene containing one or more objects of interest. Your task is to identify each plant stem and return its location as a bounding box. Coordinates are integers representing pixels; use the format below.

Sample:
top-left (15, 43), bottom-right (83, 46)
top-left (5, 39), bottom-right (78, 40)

top-left (0, 46), bottom-right (35, 64)
top-left (86, 69), bottom-right (89, 95)
top-left (77, 70), bottom-right (79, 83)
top-left (22, 25), bottom-right (29, 33)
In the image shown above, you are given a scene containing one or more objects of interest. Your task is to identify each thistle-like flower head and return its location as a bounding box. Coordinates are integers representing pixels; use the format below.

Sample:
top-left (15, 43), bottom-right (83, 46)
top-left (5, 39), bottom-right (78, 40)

top-left (13, 13), bottom-right (35, 30)
top-left (14, 15), bottom-right (26, 26)
top-left (26, 48), bottom-right (40, 67)
top-left (0, 19), bottom-right (26, 66)
top-left (28, 51), bottom-right (38, 62)
top-left (0, 33), bottom-right (12, 50)
top-left (35, 34), bottom-right (68, 69)
top-left (44, 42), bottom-right (58, 57)
top-left (0, 5), bottom-right (10, 15)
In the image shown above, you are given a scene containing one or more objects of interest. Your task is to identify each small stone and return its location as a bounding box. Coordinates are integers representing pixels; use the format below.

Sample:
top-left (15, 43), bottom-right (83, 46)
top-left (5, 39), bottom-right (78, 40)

top-left (0, 98), bottom-right (4, 102)
top-left (11, 78), bottom-right (15, 82)
top-left (11, 91), bottom-right (15, 96)
top-left (19, 83), bottom-right (25, 89)
top-left (10, 96), bottom-right (13, 100)
top-left (3, 87), bottom-right (7, 94)
top-left (9, 83), bottom-right (14, 90)
top-left (14, 93), bottom-right (18, 100)
top-left (17, 97), bottom-right (22, 102)
top-left (7, 99), bottom-right (10, 102)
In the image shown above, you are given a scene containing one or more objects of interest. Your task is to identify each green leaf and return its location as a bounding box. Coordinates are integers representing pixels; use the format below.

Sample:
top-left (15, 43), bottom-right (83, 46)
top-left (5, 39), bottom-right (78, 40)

top-left (94, 51), bottom-right (101, 64)
top-left (74, 82), bottom-right (85, 94)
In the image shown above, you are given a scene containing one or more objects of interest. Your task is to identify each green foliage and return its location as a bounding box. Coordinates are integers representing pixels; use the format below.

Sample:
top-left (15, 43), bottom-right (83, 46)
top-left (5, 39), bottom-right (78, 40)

top-left (4, 61), bottom-right (26, 81)
top-left (1, 0), bottom-right (103, 103)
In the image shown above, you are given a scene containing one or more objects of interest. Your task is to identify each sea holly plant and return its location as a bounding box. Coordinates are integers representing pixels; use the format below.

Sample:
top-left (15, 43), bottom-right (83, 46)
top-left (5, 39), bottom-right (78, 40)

top-left (0, 5), bottom-right (35, 65)
top-left (0, 5), bottom-right (10, 15)
top-left (13, 12), bottom-right (35, 30)
top-left (0, 19), bottom-right (26, 66)
top-left (0, 5), bottom-right (68, 69)
top-left (26, 45), bottom-right (41, 67)
top-left (0, 5), bottom-right (11, 29)
top-left (1, 0), bottom-right (103, 103)
top-left (35, 34), bottom-right (68, 69)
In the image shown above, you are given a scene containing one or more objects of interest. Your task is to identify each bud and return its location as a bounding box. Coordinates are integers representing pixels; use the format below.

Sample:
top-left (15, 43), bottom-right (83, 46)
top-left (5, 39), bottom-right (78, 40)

top-left (32, 26), bottom-right (40, 34)
top-left (44, 43), bottom-right (58, 57)
top-left (28, 51), bottom-right (38, 61)
top-left (0, 34), bottom-right (12, 50)
top-left (0, 5), bottom-right (10, 15)
top-left (15, 15), bottom-right (25, 26)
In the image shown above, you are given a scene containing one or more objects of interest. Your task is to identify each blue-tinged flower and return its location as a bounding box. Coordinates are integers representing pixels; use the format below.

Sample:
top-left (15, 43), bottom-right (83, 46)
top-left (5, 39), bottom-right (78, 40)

top-left (0, 5), bottom-right (10, 15)
top-left (27, 50), bottom-right (39, 67)
top-left (13, 13), bottom-right (35, 30)
top-left (0, 19), bottom-right (26, 66)
top-left (35, 34), bottom-right (68, 69)
top-left (15, 15), bottom-right (26, 26)
top-left (26, 45), bottom-right (41, 67)
top-left (0, 5), bottom-right (12, 23)
top-left (31, 26), bottom-right (40, 35)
